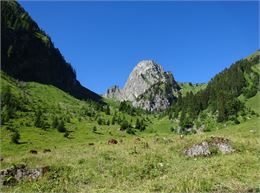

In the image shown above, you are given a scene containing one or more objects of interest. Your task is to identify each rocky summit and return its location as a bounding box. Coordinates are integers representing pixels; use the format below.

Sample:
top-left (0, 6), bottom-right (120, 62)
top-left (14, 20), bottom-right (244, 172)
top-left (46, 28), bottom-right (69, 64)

top-left (104, 60), bottom-right (180, 111)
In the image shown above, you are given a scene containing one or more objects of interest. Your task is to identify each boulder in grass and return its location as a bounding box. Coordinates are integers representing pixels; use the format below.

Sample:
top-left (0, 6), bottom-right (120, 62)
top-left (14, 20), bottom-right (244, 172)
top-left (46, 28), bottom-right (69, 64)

top-left (210, 137), bottom-right (235, 154)
top-left (184, 137), bottom-right (235, 157)
top-left (184, 141), bottom-right (211, 157)
top-left (0, 164), bottom-right (49, 186)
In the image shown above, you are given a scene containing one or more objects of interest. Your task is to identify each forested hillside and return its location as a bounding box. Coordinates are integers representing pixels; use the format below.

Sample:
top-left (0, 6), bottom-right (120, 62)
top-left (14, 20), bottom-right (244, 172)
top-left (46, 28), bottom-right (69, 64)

top-left (1, 1), bottom-right (101, 101)
top-left (167, 51), bottom-right (260, 132)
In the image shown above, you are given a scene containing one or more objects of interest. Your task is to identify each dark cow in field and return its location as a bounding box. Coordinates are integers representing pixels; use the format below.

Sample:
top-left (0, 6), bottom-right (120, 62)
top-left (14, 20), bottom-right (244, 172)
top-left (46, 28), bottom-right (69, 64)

top-left (43, 149), bottom-right (51, 153)
top-left (108, 139), bottom-right (118, 145)
top-left (29, 150), bottom-right (37, 154)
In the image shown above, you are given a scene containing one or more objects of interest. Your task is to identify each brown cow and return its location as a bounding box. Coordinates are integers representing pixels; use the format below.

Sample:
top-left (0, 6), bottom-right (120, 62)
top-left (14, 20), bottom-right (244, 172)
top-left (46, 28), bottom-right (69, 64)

top-left (108, 139), bottom-right (118, 145)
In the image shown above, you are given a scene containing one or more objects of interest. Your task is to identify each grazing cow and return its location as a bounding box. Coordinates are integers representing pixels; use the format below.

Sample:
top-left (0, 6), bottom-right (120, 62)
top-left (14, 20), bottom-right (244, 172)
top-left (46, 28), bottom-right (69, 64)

top-left (108, 139), bottom-right (118, 145)
top-left (43, 149), bottom-right (51, 153)
top-left (29, 150), bottom-right (37, 154)
top-left (88, 143), bottom-right (94, 146)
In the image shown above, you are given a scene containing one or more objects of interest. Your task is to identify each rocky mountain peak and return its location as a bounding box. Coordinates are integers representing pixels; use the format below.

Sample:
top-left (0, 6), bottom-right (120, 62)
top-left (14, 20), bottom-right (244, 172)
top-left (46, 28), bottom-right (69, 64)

top-left (104, 60), bottom-right (180, 111)
top-left (135, 60), bottom-right (163, 74)
top-left (123, 60), bottom-right (167, 102)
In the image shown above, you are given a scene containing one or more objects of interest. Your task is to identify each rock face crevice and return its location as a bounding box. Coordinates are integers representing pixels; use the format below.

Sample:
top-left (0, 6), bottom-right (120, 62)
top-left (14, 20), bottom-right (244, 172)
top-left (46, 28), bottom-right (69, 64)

top-left (104, 60), bottom-right (180, 111)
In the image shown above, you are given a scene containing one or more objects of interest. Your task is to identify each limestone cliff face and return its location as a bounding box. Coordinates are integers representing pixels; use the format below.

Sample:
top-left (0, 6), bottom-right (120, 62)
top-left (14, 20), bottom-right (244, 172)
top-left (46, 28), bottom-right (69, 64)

top-left (104, 60), bottom-right (180, 111)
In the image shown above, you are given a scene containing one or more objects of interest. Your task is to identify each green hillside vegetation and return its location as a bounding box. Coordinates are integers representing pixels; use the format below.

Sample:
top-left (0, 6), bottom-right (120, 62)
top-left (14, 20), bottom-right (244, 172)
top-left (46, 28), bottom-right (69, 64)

top-left (167, 52), bottom-right (260, 133)
top-left (245, 92), bottom-right (260, 114)
top-left (1, 1), bottom-right (101, 101)
top-left (1, 71), bottom-right (259, 192)
top-left (178, 82), bottom-right (207, 96)
top-left (0, 71), bottom-right (150, 136)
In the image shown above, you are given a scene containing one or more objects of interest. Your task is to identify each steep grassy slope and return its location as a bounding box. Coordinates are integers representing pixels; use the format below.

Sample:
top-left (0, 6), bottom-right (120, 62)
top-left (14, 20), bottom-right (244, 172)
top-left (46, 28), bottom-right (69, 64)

top-left (1, 1), bottom-right (101, 101)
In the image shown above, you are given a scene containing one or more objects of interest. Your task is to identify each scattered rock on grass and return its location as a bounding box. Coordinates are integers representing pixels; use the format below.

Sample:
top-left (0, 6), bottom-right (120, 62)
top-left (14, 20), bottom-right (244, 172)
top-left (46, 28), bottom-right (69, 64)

top-left (210, 137), bottom-right (235, 154)
top-left (184, 137), bottom-right (235, 157)
top-left (184, 141), bottom-right (211, 157)
top-left (0, 164), bottom-right (49, 186)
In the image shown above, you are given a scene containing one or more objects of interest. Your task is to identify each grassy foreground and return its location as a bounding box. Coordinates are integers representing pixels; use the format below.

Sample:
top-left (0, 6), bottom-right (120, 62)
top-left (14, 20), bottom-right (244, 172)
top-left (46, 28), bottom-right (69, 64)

top-left (1, 116), bottom-right (260, 192)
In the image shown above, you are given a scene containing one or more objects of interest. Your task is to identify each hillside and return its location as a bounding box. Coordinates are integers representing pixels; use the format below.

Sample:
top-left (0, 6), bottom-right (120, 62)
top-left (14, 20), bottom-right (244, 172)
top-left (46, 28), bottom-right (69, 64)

top-left (1, 1), bottom-right (101, 101)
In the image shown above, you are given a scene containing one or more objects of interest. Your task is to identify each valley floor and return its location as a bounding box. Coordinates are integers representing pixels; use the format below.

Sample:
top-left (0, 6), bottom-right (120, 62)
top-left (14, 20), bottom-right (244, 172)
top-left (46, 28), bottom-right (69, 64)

top-left (1, 116), bottom-right (259, 192)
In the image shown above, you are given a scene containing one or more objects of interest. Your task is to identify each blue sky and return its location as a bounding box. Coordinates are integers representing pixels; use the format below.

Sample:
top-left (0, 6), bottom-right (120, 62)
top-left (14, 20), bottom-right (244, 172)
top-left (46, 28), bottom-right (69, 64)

top-left (20, 1), bottom-right (259, 94)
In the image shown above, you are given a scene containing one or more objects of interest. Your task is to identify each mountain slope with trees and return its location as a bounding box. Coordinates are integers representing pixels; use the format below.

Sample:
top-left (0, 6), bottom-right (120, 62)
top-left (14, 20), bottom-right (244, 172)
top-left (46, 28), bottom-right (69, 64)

top-left (167, 51), bottom-right (260, 132)
top-left (1, 1), bottom-right (101, 101)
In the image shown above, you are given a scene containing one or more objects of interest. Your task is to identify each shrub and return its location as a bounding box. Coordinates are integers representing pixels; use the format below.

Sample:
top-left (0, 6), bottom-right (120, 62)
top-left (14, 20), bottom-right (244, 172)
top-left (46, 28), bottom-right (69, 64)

top-left (57, 120), bottom-right (66, 133)
top-left (135, 119), bottom-right (146, 131)
top-left (105, 105), bottom-right (110, 115)
top-left (170, 127), bottom-right (176, 132)
top-left (64, 131), bottom-right (69, 138)
top-left (111, 116), bottom-right (116, 125)
top-left (52, 116), bottom-right (59, 128)
top-left (120, 120), bottom-right (130, 131)
top-left (34, 110), bottom-right (45, 128)
top-left (97, 117), bottom-right (103, 125)
top-left (92, 126), bottom-right (97, 133)
top-left (11, 130), bottom-right (20, 144)
top-left (1, 105), bottom-right (13, 124)
top-left (126, 127), bottom-right (135, 135)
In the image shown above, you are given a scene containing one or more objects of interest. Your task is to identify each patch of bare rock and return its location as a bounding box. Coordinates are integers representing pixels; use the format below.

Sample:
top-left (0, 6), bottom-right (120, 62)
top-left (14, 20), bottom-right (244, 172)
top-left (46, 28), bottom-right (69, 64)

top-left (184, 136), bottom-right (235, 157)
top-left (0, 164), bottom-right (49, 186)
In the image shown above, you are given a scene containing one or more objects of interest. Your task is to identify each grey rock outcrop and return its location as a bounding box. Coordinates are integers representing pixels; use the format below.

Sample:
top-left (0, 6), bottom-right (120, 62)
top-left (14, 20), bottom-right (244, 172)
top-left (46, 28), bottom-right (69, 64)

top-left (184, 141), bottom-right (211, 157)
top-left (104, 60), bottom-right (180, 111)
top-left (183, 137), bottom-right (235, 157)
top-left (103, 85), bottom-right (122, 99)
top-left (0, 164), bottom-right (49, 185)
